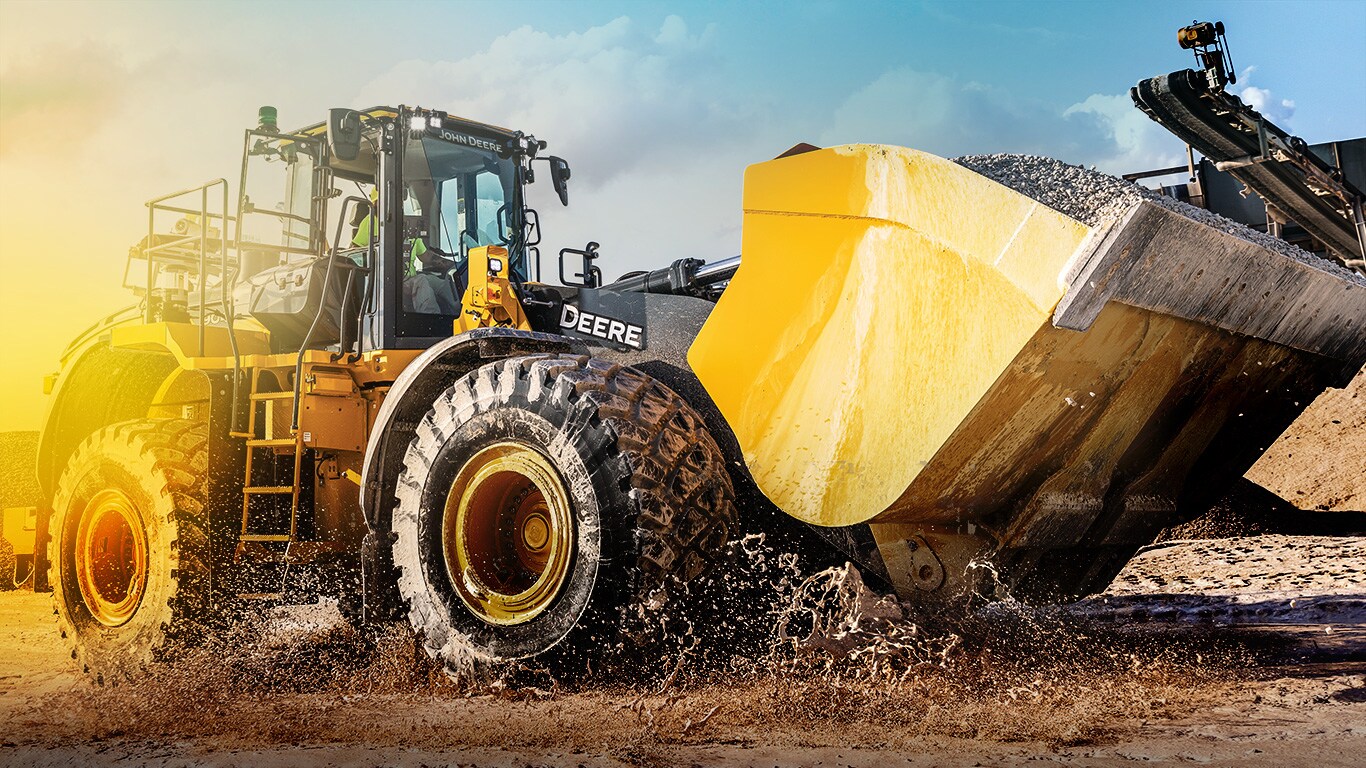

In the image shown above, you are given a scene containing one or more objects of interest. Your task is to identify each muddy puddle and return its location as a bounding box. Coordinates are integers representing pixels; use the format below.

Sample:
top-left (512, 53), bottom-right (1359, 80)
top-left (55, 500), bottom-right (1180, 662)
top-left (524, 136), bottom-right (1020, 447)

top-left (20, 537), bottom-right (1321, 752)
top-left (2, 532), bottom-right (1363, 766)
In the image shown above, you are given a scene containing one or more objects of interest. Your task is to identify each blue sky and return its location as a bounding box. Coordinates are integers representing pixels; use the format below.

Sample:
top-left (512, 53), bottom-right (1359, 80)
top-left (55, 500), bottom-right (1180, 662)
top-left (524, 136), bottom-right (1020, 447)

top-left (0, 0), bottom-right (1363, 428)
top-left (509, 0), bottom-right (1364, 138)
top-left (4, 0), bottom-right (1363, 268)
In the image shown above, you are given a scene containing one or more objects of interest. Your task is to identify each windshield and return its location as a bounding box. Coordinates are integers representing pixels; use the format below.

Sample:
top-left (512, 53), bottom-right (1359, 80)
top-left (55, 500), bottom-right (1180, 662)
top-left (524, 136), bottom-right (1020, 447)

top-left (240, 139), bottom-right (318, 259)
top-left (404, 134), bottom-right (519, 268)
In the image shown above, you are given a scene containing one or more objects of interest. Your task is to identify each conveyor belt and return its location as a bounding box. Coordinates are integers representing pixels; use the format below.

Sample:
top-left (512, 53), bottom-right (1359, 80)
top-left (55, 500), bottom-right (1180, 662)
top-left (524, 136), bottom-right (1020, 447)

top-left (1132, 69), bottom-right (1366, 265)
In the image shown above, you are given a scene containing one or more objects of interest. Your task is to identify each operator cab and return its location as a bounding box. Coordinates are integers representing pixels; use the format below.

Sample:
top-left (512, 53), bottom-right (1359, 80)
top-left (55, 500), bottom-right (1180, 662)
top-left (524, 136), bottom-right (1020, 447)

top-left (316, 106), bottom-right (548, 350)
top-left (392, 122), bottom-right (523, 325)
top-left (233, 105), bottom-right (567, 355)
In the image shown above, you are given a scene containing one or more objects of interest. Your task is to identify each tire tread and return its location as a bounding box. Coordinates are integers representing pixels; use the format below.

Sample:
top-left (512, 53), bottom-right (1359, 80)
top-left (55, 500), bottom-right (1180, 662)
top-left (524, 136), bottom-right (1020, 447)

top-left (48, 418), bottom-right (211, 682)
top-left (393, 354), bottom-right (736, 670)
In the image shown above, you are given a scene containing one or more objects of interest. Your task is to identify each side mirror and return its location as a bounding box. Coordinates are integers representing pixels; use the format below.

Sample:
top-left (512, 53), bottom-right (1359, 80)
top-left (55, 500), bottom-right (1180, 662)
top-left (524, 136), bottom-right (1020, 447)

top-left (328, 108), bottom-right (361, 162)
top-left (548, 156), bottom-right (570, 206)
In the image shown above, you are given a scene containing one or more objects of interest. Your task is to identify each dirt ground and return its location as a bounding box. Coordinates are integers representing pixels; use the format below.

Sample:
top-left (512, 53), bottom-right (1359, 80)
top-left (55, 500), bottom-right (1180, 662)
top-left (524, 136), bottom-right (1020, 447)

top-left (1, 542), bottom-right (1364, 768)
top-left (1, 370), bottom-right (1362, 767)
top-left (1246, 365), bottom-right (1366, 513)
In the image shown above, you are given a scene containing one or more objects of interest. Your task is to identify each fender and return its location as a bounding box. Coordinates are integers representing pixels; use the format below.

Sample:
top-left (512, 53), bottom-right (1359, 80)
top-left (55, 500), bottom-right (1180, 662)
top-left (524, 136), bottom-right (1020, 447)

top-left (37, 307), bottom-right (144, 497)
top-left (359, 327), bottom-right (587, 531)
top-left (523, 286), bottom-right (741, 462)
top-left (38, 344), bottom-right (179, 500)
top-left (39, 310), bottom-right (270, 499)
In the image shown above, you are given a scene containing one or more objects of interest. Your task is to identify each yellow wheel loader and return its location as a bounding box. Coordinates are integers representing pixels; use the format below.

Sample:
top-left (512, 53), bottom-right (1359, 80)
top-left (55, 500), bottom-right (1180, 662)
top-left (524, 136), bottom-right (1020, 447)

top-left (22, 42), bottom-right (1366, 680)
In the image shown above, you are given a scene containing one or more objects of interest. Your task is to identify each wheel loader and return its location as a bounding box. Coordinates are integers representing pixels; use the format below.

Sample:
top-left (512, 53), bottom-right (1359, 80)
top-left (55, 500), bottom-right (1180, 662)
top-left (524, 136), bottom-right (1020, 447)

top-left (15, 33), bottom-right (1366, 680)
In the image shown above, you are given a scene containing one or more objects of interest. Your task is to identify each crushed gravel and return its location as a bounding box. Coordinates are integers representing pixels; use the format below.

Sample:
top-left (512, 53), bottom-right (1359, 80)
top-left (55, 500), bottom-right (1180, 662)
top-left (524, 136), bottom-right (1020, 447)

top-left (953, 154), bottom-right (1366, 285)
top-left (0, 431), bottom-right (39, 509)
top-left (0, 432), bottom-right (38, 591)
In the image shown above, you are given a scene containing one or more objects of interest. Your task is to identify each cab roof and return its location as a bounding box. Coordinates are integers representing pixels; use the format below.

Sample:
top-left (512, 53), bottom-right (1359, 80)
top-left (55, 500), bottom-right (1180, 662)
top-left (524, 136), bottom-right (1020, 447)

top-left (286, 106), bottom-right (517, 141)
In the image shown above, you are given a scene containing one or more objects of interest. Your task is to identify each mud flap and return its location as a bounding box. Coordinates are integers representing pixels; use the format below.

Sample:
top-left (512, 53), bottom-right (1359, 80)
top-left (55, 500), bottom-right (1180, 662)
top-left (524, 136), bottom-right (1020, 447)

top-left (361, 530), bottom-right (405, 622)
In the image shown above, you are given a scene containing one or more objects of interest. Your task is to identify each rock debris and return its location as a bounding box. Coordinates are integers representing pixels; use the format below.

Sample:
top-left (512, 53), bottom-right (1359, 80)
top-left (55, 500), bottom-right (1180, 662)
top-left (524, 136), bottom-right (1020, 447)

top-left (954, 153), bottom-right (1366, 285)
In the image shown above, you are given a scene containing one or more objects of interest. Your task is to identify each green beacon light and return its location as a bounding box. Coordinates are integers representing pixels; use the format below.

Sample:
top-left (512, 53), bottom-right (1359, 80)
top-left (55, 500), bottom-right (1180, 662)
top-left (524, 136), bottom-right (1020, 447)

top-left (258, 105), bottom-right (279, 133)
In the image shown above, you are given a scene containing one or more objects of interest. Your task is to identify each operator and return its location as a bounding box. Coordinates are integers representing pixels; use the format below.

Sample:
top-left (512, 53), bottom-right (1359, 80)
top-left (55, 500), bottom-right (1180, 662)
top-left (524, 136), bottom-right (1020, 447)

top-left (350, 187), bottom-right (432, 266)
top-left (350, 187), bottom-right (379, 249)
top-left (349, 185), bottom-right (460, 315)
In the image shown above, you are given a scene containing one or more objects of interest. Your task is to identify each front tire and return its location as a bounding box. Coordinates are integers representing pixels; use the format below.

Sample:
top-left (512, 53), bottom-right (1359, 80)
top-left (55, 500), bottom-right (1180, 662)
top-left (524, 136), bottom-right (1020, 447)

top-left (49, 419), bottom-right (211, 684)
top-left (392, 355), bottom-right (736, 674)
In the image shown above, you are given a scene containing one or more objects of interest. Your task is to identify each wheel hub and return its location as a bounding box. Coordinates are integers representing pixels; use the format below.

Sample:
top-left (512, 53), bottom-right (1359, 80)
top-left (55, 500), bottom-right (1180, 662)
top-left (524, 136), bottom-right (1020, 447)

top-left (520, 512), bottom-right (550, 552)
top-left (75, 489), bottom-right (148, 627)
top-left (442, 443), bottom-right (574, 626)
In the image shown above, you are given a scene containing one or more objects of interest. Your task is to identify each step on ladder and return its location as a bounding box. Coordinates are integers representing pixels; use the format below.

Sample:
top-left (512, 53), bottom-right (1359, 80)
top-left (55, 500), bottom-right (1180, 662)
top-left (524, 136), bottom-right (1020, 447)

top-left (233, 377), bottom-right (304, 558)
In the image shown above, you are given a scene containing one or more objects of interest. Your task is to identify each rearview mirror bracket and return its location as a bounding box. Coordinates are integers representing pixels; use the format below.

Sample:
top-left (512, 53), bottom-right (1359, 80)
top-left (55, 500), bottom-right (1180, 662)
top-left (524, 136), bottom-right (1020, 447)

top-left (328, 108), bottom-right (362, 162)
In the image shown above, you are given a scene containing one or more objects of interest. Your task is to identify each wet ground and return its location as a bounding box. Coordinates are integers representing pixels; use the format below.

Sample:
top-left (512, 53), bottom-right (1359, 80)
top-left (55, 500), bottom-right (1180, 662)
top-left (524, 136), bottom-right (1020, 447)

top-left (1, 375), bottom-right (1362, 767)
top-left (1, 530), bottom-right (1364, 767)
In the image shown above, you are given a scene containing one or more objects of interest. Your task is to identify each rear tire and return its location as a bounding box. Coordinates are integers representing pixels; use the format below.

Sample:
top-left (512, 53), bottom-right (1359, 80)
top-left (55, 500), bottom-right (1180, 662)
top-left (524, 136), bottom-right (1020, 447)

top-left (49, 419), bottom-right (212, 684)
top-left (392, 354), bottom-right (736, 675)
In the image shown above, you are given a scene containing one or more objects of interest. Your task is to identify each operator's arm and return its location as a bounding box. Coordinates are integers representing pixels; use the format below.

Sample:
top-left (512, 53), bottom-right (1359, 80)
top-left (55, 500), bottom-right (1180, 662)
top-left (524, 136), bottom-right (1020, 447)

top-left (409, 237), bottom-right (459, 274)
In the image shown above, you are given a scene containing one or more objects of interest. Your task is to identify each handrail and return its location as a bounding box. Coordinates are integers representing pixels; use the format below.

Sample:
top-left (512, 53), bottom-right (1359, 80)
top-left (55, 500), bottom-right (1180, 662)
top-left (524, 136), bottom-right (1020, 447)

top-left (142, 178), bottom-right (230, 357)
top-left (149, 203), bottom-right (237, 221)
top-left (145, 179), bottom-right (229, 207)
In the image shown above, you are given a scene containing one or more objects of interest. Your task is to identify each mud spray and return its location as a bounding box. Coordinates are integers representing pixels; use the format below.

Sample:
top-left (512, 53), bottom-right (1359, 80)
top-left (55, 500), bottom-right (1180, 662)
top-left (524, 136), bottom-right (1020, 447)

top-left (34, 527), bottom-right (1269, 755)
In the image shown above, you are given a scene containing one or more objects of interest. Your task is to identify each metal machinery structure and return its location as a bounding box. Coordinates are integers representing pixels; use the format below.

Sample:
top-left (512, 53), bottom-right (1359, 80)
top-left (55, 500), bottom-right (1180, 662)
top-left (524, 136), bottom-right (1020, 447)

top-left (1123, 137), bottom-right (1366, 269)
top-left (5, 22), bottom-right (1366, 681)
top-left (1131, 21), bottom-right (1366, 272)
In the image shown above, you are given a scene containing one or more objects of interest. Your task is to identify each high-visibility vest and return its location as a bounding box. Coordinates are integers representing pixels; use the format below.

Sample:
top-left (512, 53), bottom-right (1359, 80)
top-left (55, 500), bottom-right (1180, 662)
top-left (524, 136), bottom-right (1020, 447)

top-left (352, 214), bottom-right (428, 276)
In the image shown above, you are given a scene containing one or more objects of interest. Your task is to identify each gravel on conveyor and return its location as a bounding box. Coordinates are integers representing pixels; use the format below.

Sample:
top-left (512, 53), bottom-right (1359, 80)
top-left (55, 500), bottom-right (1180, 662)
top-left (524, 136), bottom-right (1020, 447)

top-left (953, 153), bottom-right (1366, 285)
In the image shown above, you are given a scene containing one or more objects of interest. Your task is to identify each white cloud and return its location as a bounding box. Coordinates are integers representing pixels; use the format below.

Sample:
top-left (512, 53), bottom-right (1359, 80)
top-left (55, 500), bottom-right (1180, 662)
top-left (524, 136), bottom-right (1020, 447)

top-left (1232, 65), bottom-right (1296, 126)
top-left (355, 16), bottom-right (769, 275)
top-left (1063, 93), bottom-right (1187, 173)
top-left (356, 16), bottom-right (742, 186)
top-left (1239, 85), bottom-right (1295, 123)
top-left (820, 68), bottom-right (1185, 174)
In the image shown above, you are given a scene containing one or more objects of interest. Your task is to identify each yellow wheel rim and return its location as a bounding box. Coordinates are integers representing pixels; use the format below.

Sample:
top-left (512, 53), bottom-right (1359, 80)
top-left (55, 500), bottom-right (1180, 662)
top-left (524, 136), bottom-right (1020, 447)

top-left (75, 489), bottom-right (149, 627)
top-left (442, 442), bottom-right (575, 626)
